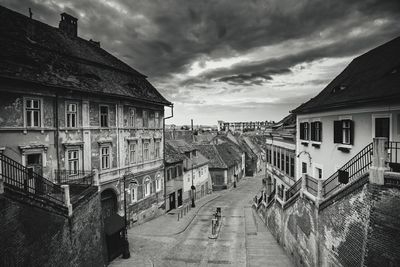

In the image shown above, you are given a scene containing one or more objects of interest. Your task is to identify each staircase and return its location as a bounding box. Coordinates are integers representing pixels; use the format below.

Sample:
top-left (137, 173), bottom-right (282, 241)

top-left (0, 153), bottom-right (67, 214)
top-left (322, 143), bottom-right (373, 198)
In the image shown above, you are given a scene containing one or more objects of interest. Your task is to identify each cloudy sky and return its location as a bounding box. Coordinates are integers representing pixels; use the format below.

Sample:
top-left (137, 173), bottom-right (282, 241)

top-left (3, 0), bottom-right (400, 125)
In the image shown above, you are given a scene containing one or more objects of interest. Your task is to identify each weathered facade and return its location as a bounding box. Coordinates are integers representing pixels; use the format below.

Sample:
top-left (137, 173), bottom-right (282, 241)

top-left (0, 6), bottom-right (171, 230)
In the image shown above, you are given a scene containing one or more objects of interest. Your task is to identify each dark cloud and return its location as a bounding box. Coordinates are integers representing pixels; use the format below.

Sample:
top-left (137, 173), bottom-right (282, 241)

top-left (2, 0), bottom-right (400, 80)
top-left (2, 0), bottom-right (400, 124)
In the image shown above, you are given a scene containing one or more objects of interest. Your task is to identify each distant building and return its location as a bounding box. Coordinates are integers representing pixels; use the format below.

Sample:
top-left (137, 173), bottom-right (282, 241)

top-left (164, 142), bottom-right (185, 211)
top-left (218, 120), bottom-right (271, 132)
top-left (264, 114), bottom-right (297, 202)
top-left (167, 140), bottom-right (212, 203)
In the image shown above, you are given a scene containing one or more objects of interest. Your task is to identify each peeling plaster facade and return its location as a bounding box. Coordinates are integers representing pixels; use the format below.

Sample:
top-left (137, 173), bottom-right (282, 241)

top-left (0, 84), bottom-right (166, 226)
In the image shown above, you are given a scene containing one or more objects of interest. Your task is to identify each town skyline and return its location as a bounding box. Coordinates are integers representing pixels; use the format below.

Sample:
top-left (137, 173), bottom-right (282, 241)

top-left (3, 0), bottom-right (400, 125)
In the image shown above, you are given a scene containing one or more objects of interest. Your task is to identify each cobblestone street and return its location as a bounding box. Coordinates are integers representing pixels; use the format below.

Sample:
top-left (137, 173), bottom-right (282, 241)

top-left (110, 174), bottom-right (293, 267)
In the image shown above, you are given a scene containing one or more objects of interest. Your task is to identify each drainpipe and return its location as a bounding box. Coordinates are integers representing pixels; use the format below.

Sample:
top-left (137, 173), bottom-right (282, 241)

top-left (163, 104), bottom-right (174, 209)
top-left (55, 93), bottom-right (60, 182)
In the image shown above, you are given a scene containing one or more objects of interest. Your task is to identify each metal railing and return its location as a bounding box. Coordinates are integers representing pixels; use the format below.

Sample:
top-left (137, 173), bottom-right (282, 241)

top-left (323, 143), bottom-right (373, 198)
top-left (387, 141), bottom-right (400, 165)
top-left (305, 174), bottom-right (318, 197)
top-left (285, 178), bottom-right (302, 200)
top-left (55, 170), bottom-right (94, 185)
top-left (267, 189), bottom-right (275, 204)
top-left (0, 154), bottom-right (65, 206)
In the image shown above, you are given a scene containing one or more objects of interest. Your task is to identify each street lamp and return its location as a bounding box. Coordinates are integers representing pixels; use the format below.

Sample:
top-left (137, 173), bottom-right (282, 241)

top-left (122, 173), bottom-right (135, 259)
top-left (191, 159), bottom-right (196, 208)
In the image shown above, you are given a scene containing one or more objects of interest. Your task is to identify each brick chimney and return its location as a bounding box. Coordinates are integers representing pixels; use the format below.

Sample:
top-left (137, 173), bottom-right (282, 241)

top-left (59, 12), bottom-right (78, 37)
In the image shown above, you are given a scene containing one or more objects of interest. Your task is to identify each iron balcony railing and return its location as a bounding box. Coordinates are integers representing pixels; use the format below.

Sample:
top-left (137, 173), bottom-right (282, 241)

top-left (55, 170), bottom-right (94, 185)
top-left (285, 178), bottom-right (302, 200)
top-left (386, 141), bottom-right (400, 171)
top-left (267, 189), bottom-right (276, 204)
top-left (305, 174), bottom-right (318, 197)
top-left (0, 154), bottom-right (65, 206)
top-left (323, 142), bottom-right (373, 198)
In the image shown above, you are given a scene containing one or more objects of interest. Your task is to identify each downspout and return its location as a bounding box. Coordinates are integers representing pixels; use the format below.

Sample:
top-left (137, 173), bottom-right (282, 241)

top-left (163, 104), bottom-right (174, 209)
top-left (55, 93), bottom-right (60, 182)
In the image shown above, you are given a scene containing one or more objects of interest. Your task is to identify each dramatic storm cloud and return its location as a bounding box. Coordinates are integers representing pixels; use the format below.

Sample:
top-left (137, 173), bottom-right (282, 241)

top-left (3, 0), bottom-right (400, 125)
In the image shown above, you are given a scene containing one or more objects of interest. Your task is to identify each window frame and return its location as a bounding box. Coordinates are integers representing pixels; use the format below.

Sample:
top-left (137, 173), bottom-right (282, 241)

top-left (100, 145), bottom-right (111, 170)
top-left (66, 149), bottom-right (80, 175)
top-left (24, 98), bottom-right (42, 128)
top-left (144, 176), bottom-right (151, 197)
top-left (129, 107), bottom-right (136, 128)
top-left (99, 105), bottom-right (109, 128)
top-left (129, 141), bottom-right (137, 164)
top-left (142, 140), bottom-right (150, 161)
top-left (142, 110), bottom-right (148, 128)
top-left (66, 102), bottom-right (78, 128)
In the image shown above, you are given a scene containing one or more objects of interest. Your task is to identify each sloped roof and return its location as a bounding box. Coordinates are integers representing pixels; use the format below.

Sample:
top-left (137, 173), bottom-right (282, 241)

top-left (0, 6), bottom-right (171, 106)
top-left (292, 36), bottom-right (400, 114)
top-left (165, 142), bottom-right (186, 164)
top-left (215, 142), bottom-right (242, 168)
top-left (237, 138), bottom-right (257, 159)
top-left (167, 139), bottom-right (195, 153)
top-left (195, 144), bottom-right (227, 169)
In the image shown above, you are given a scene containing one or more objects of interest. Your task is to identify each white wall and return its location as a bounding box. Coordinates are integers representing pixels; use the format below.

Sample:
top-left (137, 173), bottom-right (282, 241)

top-left (296, 106), bottom-right (400, 180)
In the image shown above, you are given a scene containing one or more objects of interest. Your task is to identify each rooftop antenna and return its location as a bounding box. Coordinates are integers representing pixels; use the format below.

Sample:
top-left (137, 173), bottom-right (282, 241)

top-left (29, 8), bottom-right (33, 19)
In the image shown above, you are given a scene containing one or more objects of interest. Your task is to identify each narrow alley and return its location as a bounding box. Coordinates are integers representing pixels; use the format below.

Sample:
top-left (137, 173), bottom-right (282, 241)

top-left (111, 174), bottom-right (293, 267)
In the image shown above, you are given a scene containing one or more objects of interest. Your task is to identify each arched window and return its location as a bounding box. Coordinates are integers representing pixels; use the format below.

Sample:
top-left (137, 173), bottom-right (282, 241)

top-left (144, 177), bottom-right (151, 197)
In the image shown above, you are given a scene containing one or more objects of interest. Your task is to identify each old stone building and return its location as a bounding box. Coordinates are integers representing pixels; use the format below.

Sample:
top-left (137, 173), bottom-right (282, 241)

top-left (0, 5), bottom-right (171, 236)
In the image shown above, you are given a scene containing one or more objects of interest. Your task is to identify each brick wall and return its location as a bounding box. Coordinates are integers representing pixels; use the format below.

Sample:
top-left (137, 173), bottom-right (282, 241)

top-left (364, 185), bottom-right (400, 266)
top-left (0, 193), bottom-right (106, 267)
top-left (258, 176), bottom-right (400, 267)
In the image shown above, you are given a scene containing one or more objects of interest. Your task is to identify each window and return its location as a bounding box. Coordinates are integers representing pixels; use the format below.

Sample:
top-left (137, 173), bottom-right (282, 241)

top-left (334, 120), bottom-right (354, 145)
top-left (315, 167), bottom-right (323, 179)
top-left (129, 108), bottom-right (135, 127)
top-left (193, 150), bottom-right (197, 157)
top-left (302, 162), bottom-right (307, 174)
top-left (25, 99), bottom-right (41, 127)
top-left (143, 141), bottom-right (149, 161)
top-left (144, 177), bottom-right (150, 197)
top-left (129, 142), bottom-right (137, 164)
top-left (143, 110), bottom-right (148, 128)
top-left (311, 121), bottom-right (322, 142)
top-left (155, 112), bottom-right (160, 128)
top-left (277, 150), bottom-right (280, 169)
top-left (273, 149), bottom-right (277, 166)
top-left (156, 173), bottom-right (161, 192)
top-left (100, 106), bottom-right (109, 127)
top-left (290, 155), bottom-right (295, 178)
top-left (130, 181), bottom-right (138, 203)
top-left (154, 140), bottom-right (161, 159)
top-left (67, 150), bottom-right (79, 175)
top-left (281, 152), bottom-right (285, 172)
top-left (66, 103), bottom-right (77, 128)
top-left (285, 154), bottom-right (290, 175)
top-left (100, 146), bottom-right (110, 170)
top-left (300, 122), bottom-right (309, 140)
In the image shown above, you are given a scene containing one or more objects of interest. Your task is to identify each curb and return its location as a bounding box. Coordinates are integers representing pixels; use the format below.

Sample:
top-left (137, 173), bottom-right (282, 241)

top-left (173, 193), bottom-right (223, 235)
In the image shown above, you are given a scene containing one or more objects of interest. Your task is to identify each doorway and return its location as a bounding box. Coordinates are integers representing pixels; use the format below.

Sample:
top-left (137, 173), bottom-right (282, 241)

top-left (26, 153), bottom-right (43, 194)
top-left (374, 117), bottom-right (390, 140)
top-left (169, 192), bottom-right (176, 211)
top-left (177, 189), bottom-right (182, 207)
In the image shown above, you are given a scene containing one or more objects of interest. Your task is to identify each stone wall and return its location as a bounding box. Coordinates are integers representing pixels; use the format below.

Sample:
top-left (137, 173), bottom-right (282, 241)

top-left (258, 180), bottom-right (400, 267)
top-left (0, 192), bottom-right (106, 267)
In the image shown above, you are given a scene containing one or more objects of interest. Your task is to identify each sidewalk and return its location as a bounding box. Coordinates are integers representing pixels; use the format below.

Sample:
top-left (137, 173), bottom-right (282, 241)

top-left (128, 190), bottom-right (224, 237)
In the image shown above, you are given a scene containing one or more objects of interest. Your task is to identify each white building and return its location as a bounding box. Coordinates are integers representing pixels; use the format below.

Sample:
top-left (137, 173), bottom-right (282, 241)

top-left (292, 36), bottom-right (400, 182)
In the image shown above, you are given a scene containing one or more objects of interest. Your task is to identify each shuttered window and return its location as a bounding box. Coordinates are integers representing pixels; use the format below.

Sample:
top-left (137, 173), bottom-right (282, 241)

top-left (300, 122), bottom-right (309, 140)
top-left (310, 122), bottom-right (322, 142)
top-left (334, 120), bottom-right (354, 145)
